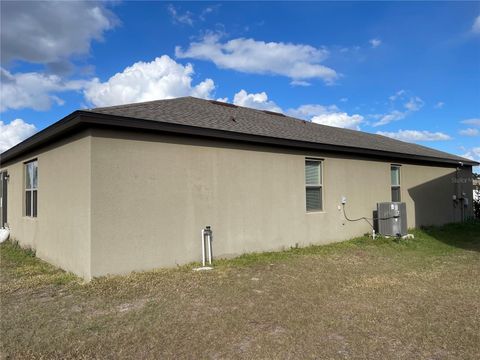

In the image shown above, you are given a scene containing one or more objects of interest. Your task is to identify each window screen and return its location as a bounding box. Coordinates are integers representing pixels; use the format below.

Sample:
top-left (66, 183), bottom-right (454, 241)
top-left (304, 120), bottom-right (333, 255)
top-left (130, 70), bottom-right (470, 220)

top-left (25, 160), bottom-right (38, 217)
top-left (391, 165), bottom-right (401, 202)
top-left (305, 159), bottom-right (323, 211)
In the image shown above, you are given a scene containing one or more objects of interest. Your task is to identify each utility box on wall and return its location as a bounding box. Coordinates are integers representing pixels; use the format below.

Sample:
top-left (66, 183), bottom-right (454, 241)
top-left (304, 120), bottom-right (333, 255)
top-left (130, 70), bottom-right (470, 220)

top-left (377, 202), bottom-right (407, 237)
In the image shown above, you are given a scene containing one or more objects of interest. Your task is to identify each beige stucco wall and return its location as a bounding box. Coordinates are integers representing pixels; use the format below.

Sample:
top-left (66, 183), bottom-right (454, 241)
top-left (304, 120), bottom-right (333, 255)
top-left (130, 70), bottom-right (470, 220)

top-left (0, 131), bottom-right (92, 279)
top-left (89, 129), bottom-right (472, 277)
top-left (2, 127), bottom-right (473, 279)
top-left (402, 164), bottom-right (472, 226)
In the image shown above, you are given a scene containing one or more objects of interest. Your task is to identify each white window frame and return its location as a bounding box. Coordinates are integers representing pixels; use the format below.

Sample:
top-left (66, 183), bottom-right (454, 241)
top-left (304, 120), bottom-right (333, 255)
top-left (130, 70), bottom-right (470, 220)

top-left (391, 165), bottom-right (401, 202)
top-left (24, 160), bottom-right (38, 217)
top-left (305, 158), bottom-right (323, 212)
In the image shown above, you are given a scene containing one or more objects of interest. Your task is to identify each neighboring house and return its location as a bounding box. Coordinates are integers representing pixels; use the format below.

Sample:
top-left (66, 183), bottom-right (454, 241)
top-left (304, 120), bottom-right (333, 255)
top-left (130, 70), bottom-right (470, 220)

top-left (473, 179), bottom-right (479, 201)
top-left (0, 97), bottom-right (477, 279)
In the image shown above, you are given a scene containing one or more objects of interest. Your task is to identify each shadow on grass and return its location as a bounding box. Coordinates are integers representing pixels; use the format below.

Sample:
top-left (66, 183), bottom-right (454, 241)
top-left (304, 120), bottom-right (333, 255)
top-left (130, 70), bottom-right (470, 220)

top-left (421, 220), bottom-right (480, 252)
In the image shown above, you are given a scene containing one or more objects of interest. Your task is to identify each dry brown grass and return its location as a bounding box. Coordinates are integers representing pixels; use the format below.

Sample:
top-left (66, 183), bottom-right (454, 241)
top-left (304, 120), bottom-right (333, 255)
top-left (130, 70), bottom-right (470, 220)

top-left (1, 222), bottom-right (479, 359)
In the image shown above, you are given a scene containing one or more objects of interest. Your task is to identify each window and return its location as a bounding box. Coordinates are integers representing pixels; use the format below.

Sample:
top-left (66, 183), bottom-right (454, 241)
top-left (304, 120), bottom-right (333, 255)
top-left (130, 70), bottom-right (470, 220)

top-left (25, 160), bottom-right (38, 217)
top-left (305, 159), bottom-right (323, 212)
top-left (391, 165), bottom-right (401, 202)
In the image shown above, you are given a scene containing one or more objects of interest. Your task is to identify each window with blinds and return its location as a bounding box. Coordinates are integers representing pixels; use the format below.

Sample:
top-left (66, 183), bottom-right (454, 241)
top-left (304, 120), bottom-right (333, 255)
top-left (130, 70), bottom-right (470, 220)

top-left (25, 160), bottom-right (38, 217)
top-left (391, 165), bottom-right (401, 202)
top-left (305, 159), bottom-right (323, 212)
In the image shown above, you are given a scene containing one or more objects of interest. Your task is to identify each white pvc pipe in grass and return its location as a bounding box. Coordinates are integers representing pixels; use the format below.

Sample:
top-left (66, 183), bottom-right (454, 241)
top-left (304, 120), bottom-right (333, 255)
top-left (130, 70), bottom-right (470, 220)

top-left (0, 228), bottom-right (10, 243)
top-left (201, 228), bottom-right (212, 267)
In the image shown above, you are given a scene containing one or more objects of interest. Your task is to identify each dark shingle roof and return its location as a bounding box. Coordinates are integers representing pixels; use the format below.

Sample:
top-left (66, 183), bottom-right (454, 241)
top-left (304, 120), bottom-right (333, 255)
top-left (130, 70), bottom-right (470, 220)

top-left (87, 96), bottom-right (472, 165)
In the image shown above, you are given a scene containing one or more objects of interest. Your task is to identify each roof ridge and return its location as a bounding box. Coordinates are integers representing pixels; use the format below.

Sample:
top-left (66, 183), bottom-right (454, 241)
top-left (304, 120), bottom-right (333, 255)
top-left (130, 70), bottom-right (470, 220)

top-left (88, 96), bottom-right (197, 111)
top-left (78, 96), bottom-right (475, 166)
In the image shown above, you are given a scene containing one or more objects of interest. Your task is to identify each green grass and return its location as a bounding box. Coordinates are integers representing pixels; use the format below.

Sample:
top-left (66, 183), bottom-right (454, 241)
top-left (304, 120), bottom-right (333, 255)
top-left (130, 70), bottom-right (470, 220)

top-left (0, 241), bottom-right (79, 289)
top-left (1, 222), bottom-right (479, 359)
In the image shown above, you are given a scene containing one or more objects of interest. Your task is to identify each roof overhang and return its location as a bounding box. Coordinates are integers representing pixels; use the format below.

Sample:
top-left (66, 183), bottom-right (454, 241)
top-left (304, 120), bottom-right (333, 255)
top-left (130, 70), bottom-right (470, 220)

top-left (1, 110), bottom-right (478, 167)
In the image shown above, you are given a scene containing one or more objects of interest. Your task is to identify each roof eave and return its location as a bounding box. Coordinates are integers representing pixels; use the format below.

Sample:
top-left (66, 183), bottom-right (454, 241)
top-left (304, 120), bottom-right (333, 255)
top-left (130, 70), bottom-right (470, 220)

top-left (1, 111), bottom-right (84, 165)
top-left (1, 110), bottom-right (478, 168)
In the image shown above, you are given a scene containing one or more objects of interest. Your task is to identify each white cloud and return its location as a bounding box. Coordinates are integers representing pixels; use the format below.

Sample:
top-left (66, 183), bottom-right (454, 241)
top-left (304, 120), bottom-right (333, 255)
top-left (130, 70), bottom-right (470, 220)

top-left (232, 90), bottom-right (282, 112)
top-left (459, 128), bottom-right (479, 136)
top-left (175, 33), bottom-right (338, 84)
top-left (199, 5), bottom-right (220, 21)
top-left (404, 96), bottom-right (424, 111)
top-left (84, 56), bottom-right (215, 107)
top-left (167, 4), bottom-right (194, 26)
top-left (472, 15), bottom-right (480, 34)
top-left (287, 104), bottom-right (339, 118)
top-left (376, 130), bottom-right (451, 142)
top-left (373, 91), bottom-right (424, 126)
top-left (434, 101), bottom-right (444, 109)
top-left (369, 38), bottom-right (382, 48)
top-left (229, 90), bottom-right (363, 130)
top-left (373, 110), bottom-right (407, 126)
top-left (0, 119), bottom-right (37, 153)
top-left (287, 103), bottom-right (364, 130)
top-left (461, 118), bottom-right (480, 126)
top-left (1, 1), bottom-right (116, 64)
top-left (389, 90), bottom-right (405, 101)
top-left (311, 112), bottom-right (364, 130)
top-left (290, 80), bottom-right (311, 87)
top-left (1, 68), bottom-right (86, 112)
top-left (461, 147), bottom-right (480, 165)
top-left (167, 4), bottom-right (218, 26)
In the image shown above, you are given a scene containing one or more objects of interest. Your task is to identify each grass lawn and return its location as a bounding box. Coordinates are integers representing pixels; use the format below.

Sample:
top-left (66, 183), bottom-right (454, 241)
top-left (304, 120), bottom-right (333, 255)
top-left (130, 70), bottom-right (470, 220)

top-left (1, 222), bottom-right (479, 359)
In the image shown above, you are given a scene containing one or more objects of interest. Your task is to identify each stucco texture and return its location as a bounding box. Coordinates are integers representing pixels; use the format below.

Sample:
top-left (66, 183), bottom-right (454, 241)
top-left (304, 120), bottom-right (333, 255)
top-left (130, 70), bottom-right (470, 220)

top-left (1, 128), bottom-right (473, 279)
top-left (1, 132), bottom-right (92, 279)
top-left (88, 129), bottom-right (473, 277)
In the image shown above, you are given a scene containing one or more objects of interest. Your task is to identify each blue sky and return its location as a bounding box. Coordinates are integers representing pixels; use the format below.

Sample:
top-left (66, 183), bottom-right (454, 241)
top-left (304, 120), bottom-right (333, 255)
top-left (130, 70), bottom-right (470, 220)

top-left (1, 1), bottom-right (479, 167)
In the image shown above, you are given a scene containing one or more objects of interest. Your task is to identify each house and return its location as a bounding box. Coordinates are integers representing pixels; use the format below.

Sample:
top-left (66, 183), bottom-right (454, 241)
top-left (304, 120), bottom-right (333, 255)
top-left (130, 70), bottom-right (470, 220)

top-left (473, 178), bottom-right (480, 202)
top-left (0, 97), bottom-right (477, 279)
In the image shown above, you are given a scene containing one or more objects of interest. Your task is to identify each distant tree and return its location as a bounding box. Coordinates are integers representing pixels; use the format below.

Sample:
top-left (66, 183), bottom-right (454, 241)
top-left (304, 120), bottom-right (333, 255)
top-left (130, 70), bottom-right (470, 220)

top-left (474, 173), bottom-right (480, 219)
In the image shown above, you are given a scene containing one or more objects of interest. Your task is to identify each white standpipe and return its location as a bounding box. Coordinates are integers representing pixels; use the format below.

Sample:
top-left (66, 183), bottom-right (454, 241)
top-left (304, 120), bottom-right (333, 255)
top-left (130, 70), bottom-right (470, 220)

top-left (200, 226), bottom-right (213, 268)
top-left (207, 232), bottom-right (212, 265)
top-left (201, 228), bottom-right (206, 266)
top-left (0, 228), bottom-right (9, 243)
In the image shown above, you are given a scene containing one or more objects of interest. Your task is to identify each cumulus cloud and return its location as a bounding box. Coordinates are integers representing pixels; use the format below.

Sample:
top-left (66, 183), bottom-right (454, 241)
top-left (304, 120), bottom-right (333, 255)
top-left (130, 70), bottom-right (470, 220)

top-left (434, 101), bottom-right (444, 109)
top-left (459, 128), bottom-right (479, 136)
top-left (472, 15), bottom-right (480, 34)
top-left (287, 104), bottom-right (340, 119)
top-left (373, 91), bottom-right (424, 126)
top-left (84, 56), bottom-right (215, 107)
top-left (0, 1), bottom-right (116, 65)
top-left (175, 33), bottom-right (338, 84)
top-left (232, 90), bottom-right (282, 112)
top-left (286, 103), bottom-right (364, 130)
top-left (1, 68), bottom-right (86, 112)
top-left (369, 38), bottom-right (382, 48)
top-left (461, 118), bottom-right (480, 126)
top-left (228, 90), bottom-right (364, 130)
top-left (311, 112), bottom-right (364, 130)
top-left (0, 118), bottom-right (37, 153)
top-left (376, 130), bottom-right (451, 142)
